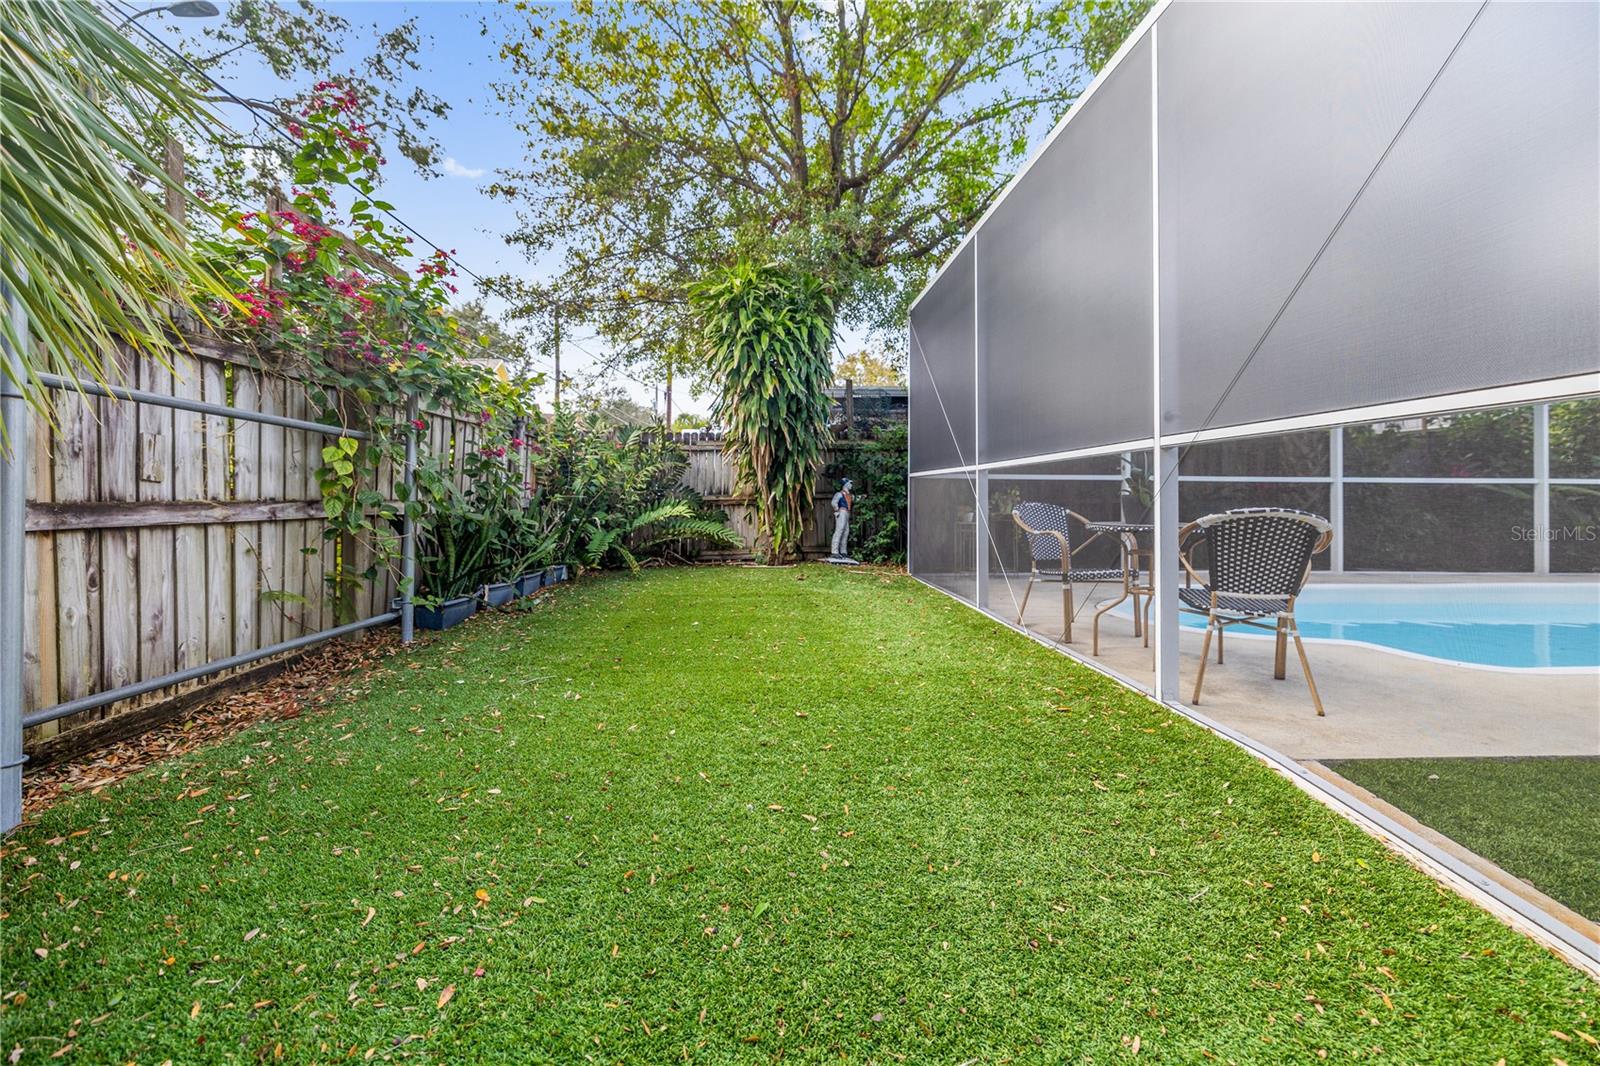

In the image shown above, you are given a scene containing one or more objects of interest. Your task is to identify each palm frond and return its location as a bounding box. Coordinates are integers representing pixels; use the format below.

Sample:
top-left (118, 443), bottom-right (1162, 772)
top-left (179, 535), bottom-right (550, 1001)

top-left (0, 0), bottom-right (235, 434)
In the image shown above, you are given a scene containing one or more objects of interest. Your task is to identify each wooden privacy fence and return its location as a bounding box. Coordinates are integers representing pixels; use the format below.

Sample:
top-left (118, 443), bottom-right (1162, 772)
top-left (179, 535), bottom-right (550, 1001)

top-left (13, 338), bottom-right (510, 763)
top-left (670, 430), bottom-right (845, 559)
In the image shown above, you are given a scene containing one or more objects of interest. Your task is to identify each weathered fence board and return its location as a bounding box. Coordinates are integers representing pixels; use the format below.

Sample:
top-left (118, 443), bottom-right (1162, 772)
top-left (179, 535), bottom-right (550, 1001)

top-left (51, 387), bottom-right (99, 740)
top-left (101, 348), bottom-right (140, 705)
top-left (136, 352), bottom-right (177, 697)
top-left (230, 366), bottom-right (261, 662)
top-left (201, 358), bottom-right (233, 666)
top-left (19, 342), bottom-right (590, 756)
top-left (172, 352), bottom-right (207, 677)
top-left (673, 435), bottom-right (848, 559)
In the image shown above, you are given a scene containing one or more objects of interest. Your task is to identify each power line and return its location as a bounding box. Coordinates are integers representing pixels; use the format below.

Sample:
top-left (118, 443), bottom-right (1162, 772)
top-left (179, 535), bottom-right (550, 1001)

top-left (106, 0), bottom-right (491, 288)
top-left (106, 0), bottom-right (664, 400)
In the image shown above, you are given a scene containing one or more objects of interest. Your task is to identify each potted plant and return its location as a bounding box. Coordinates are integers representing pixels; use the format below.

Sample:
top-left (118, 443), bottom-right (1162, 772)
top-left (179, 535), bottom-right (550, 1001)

top-left (480, 579), bottom-right (517, 608)
top-left (501, 512), bottom-right (556, 598)
top-left (414, 504), bottom-right (494, 630)
top-left (513, 569), bottom-right (545, 597)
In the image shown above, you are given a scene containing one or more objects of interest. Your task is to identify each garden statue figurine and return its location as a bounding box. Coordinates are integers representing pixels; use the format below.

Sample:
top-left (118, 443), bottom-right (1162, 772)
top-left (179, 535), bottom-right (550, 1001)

top-left (828, 478), bottom-right (859, 565)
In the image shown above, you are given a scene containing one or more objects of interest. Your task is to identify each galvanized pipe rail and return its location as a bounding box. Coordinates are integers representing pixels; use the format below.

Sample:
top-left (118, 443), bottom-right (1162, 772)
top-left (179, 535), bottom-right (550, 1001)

top-left (33, 371), bottom-right (370, 439)
top-left (1, 353), bottom-right (418, 833)
top-left (1, 278), bottom-right (29, 833)
top-left (19, 612), bottom-right (399, 729)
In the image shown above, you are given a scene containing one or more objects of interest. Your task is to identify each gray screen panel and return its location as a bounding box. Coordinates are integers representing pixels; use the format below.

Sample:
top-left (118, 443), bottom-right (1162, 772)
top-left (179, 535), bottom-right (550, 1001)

top-left (909, 242), bottom-right (976, 472)
top-left (1161, 1), bottom-right (1599, 434)
top-left (909, 473), bottom-right (977, 602)
top-left (978, 33), bottom-right (1153, 464)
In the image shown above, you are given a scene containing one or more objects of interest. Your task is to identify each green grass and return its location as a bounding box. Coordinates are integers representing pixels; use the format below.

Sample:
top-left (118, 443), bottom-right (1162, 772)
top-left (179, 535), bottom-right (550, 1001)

top-left (2, 566), bottom-right (1595, 1063)
top-left (1326, 756), bottom-right (1600, 923)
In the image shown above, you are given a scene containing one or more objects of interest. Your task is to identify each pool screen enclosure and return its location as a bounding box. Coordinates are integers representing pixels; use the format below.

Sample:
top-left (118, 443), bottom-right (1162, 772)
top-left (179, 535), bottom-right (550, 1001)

top-left (908, 0), bottom-right (1599, 958)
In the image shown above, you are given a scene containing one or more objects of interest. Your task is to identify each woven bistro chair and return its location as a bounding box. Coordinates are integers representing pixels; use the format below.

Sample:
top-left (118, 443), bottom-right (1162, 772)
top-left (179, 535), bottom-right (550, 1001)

top-left (1177, 507), bottom-right (1333, 715)
top-left (1011, 502), bottom-right (1135, 644)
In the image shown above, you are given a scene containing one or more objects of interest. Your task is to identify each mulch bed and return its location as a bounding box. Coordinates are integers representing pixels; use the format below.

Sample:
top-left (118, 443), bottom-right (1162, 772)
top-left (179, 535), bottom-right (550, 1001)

top-left (21, 630), bottom-right (402, 820)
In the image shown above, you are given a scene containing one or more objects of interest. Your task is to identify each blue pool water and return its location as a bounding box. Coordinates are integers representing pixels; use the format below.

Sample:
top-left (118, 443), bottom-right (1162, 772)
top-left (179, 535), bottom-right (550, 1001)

top-left (1176, 583), bottom-right (1600, 670)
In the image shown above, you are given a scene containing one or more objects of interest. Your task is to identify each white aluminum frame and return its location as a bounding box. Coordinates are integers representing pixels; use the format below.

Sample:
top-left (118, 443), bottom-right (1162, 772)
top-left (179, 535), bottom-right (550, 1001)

top-left (917, 400), bottom-right (1600, 578)
top-left (905, 0), bottom-right (1600, 966)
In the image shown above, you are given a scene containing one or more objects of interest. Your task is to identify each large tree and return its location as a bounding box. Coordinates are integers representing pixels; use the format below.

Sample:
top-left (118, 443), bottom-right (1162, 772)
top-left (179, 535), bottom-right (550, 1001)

top-left (489, 0), bottom-right (1149, 378)
top-left (145, 0), bottom-right (450, 201)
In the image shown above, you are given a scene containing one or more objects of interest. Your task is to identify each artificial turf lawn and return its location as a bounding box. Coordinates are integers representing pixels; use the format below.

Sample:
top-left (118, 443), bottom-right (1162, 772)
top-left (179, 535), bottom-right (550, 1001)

top-left (2, 566), bottom-right (1595, 1063)
top-left (1325, 756), bottom-right (1600, 923)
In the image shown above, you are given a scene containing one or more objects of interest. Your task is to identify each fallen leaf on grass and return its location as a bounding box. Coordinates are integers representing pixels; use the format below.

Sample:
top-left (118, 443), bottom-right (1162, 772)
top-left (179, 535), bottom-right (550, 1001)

top-left (437, 985), bottom-right (455, 1009)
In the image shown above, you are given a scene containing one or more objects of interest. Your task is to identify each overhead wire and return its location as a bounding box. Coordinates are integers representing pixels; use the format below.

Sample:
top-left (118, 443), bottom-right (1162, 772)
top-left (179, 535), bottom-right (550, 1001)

top-left (105, 0), bottom-right (662, 401)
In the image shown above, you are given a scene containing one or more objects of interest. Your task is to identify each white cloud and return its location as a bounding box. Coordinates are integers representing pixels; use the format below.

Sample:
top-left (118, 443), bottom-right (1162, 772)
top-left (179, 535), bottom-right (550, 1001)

top-left (442, 156), bottom-right (485, 179)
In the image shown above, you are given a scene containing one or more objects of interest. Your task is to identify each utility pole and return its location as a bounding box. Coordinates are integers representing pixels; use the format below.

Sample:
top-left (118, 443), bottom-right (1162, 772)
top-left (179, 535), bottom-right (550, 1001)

top-left (664, 357), bottom-right (673, 431)
top-left (552, 306), bottom-right (561, 411)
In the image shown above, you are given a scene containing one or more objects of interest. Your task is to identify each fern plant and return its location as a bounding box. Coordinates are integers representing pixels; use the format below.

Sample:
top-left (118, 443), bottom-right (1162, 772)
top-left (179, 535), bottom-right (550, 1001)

top-left (528, 409), bottom-right (741, 572)
top-left (582, 500), bottom-right (743, 573)
top-left (690, 262), bottom-right (834, 562)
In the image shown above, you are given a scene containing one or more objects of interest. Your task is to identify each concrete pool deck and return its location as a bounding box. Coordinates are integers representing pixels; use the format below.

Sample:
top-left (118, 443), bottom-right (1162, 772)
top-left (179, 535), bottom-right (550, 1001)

top-left (926, 573), bottom-right (1599, 760)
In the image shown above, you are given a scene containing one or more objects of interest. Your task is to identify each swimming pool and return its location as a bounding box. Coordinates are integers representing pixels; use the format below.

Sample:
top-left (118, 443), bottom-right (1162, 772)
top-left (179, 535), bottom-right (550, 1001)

top-left (1174, 582), bottom-right (1600, 671)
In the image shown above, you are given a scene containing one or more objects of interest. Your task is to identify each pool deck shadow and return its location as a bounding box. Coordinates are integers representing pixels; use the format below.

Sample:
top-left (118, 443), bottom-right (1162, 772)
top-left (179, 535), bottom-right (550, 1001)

top-left (948, 574), bottom-right (1599, 761)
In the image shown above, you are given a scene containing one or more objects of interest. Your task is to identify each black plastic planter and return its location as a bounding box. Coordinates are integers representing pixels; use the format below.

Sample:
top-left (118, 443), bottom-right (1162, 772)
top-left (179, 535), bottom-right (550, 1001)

top-left (414, 595), bottom-right (477, 630)
top-left (514, 571), bottom-right (544, 597)
top-left (481, 582), bottom-right (516, 608)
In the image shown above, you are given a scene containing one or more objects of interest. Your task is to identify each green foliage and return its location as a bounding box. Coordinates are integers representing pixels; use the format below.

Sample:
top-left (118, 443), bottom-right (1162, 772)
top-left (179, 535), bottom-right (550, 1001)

top-left (3, 568), bottom-right (1593, 1061)
top-left (1551, 396), bottom-right (1600, 476)
top-left (824, 424), bottom-right (908, 564)
top-left (411, 433), bottom-right (542, 602)
top-left (0, 0), bottom-right (235, 426)
top-left (193, 82), bottom-right (540, 606)
top-left (582, 499), bottom-right (742, 574)
top-left (670, 412), bottom-right (710, 431)
top-left (691, 263), bottom-right (834, 562)
top-left (834, 347), bottom-right (905, 387)
top-left (176, 0), bottom-right (451, 198)
top-left (414, 503), bottom-right (499, 602)
top-left (490, 0), bottom-right (1152, 378)
top-left (527, 408), bottom-right (738, 573)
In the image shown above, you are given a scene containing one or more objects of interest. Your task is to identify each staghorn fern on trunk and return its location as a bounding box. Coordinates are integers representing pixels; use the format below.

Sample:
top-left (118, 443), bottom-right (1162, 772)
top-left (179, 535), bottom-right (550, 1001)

top-left (690, 262), bottom-right (833, 563)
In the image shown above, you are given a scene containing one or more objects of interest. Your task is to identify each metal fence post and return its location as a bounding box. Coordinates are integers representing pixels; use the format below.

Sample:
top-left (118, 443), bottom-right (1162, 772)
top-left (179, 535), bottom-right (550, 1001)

top-left (400, 397), bottom-right (418, 643)
top-left (1, 274), bottom-right (29, 832)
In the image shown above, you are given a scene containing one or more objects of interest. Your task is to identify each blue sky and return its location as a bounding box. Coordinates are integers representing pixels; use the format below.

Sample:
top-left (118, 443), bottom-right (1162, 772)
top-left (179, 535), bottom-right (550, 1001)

top-left (152, 0), bottom-right (674, 409)
top-left (147, 0), bottom-right (1062, 416)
